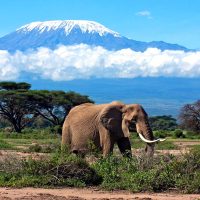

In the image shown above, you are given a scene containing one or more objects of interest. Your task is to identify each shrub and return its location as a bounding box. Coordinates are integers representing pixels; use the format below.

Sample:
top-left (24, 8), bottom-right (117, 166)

top-left (28, 142), bottom-right (60, 153)
top-left (0, 153), bottom-right (101, 187)
top-left (173, 129), bottom-right (185, 138)
top-left (28, 144), bottom-right (42, 153)
top-left (185, 130), bottom-right (200, 139)
top-left (92, 150), bottom-right (200, 193)
top-left (154, 130), bottom-right (170, 138)
top-left (49, 125), bottom-right (62, 135)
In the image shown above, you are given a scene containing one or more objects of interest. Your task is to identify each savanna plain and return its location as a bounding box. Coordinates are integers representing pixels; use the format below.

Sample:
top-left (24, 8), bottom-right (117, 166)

top-left (0, 128), bottom-right (200, 200)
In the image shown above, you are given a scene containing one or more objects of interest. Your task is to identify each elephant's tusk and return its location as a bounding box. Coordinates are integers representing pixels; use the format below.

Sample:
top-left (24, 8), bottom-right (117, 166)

top-left (158, 138), bottom-right (167, 142)
top-left (138, 133), bottom-right (166, 143)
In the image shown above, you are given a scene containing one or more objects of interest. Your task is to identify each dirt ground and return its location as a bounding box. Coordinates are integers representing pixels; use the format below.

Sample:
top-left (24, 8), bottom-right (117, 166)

top-left (0, 187), bottom-right (200, 200)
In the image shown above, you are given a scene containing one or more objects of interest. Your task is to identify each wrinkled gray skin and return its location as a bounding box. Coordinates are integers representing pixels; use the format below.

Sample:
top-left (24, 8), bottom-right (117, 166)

top-left (62, 101), bottom-right (156, 157)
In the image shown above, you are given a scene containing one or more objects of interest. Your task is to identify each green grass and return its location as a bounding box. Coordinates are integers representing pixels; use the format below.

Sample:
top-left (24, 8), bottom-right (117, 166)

top-left (0, 139), bottom-right (16, 150)
top-left (156, 141), bottom-right (178, 150)
top-left (190, 145), bottom-right (200, 152)
top-left (0, 129), bottom-right (61, 152)
top-left (131, 139), bottom-right (179, 150)
top-left (0, 128), bottom-right (60, 140)
top-left (0, 138), bottom-right (60, 152)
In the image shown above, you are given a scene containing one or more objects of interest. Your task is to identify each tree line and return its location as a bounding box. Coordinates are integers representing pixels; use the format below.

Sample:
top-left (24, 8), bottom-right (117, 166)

top-left (0, 82), bottom-right (93, 132)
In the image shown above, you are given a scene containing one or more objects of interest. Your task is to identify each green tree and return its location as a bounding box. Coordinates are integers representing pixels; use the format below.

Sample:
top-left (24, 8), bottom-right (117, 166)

top-left (149, 115), bottom-right (177, 131)
top-left (31, 90), bottom-right (94, 126)
top-left (0, 90), bottom-right (37, 132)
top-left (0, 82), bottom-right (31, 91)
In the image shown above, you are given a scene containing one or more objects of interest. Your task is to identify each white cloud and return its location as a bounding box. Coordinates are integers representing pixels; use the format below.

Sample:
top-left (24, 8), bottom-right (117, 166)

top-left (136, 10), bottom-right (152, 19)
top-left (0, 50), bottom-right (20, 80)
top-left (136, 10), bottom-right (152, 18)
top-left (0, 44), bottom-right (200, 81)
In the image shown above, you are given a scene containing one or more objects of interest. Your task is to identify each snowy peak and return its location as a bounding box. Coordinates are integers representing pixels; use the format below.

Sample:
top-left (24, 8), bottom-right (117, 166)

top-left (0, 19), bottom-right (189, 52)
top-left (16, 20), bottom-right (121, 37)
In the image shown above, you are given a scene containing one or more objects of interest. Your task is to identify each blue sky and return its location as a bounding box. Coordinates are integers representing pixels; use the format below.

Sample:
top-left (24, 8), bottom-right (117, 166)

top-left (0, 0), bottom-right (199, 49)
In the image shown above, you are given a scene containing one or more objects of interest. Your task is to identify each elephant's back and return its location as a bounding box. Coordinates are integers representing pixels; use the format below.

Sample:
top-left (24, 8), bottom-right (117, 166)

top-left (66, 103), bottom-right (106, 136)
top-left (67, 103), bottom-right (106, 120)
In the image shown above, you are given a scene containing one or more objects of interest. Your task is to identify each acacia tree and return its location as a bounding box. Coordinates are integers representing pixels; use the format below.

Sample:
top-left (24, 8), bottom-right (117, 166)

top-left (0, 89), bottom-right (37, 133)
top-left (0, 81), bottom-right (31, 91)
top-left (149, 115), bottom-right (177, 131)
top-left (179, 100), bottom-right (200, 133)
top-left (32, 90), bottom-right (94, 126)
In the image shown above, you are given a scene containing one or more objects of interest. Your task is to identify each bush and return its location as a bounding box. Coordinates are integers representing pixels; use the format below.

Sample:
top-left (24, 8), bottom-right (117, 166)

top-left (28, 142), bottom-right (61, 153)
top-left (49, 125), bottom-right (62, 135)
top-left (154, 130), bottom-right (170, 138)
top-left (0, 153), bottom-right (101, 187)
top-left (28, 144), bottom-right (42, 153)
top-left (173, 129), bottom-right (185, 138)
top-left (92, 150), bottom-right (200, 193)
top-left (184, 130), bottom-right (200, 139)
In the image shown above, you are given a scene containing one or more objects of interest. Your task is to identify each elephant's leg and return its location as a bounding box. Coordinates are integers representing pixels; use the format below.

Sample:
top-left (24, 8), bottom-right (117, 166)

top-left (99, 126), bottom-right (115, 157)
top-left (117, 137), bottom-right (132, 157)
top-left (102, 138), bottom-right (115, 157)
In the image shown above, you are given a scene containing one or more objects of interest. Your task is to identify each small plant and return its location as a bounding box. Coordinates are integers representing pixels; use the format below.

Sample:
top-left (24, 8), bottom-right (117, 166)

top-left (28, 143), bottom-right (42, 152)
top-left (173, 129), bottom-right (185, 138)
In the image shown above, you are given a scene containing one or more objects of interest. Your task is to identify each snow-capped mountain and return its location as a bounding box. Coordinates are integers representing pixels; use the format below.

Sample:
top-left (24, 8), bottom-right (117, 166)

top-left (17, 20), bottom-right (120, 37)
top-left (0, 20), bottom-right (189, 52)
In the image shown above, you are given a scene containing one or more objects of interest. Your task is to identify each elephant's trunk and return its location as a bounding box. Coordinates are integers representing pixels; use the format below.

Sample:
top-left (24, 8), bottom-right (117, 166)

top-left (136, 119), bottom-right (156, 156)
top-left (136, 119), bottom-right (154, 139)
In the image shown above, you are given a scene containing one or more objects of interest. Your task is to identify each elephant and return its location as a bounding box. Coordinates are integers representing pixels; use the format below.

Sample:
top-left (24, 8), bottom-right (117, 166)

top-left (61, 101), bottom-right (165, 157)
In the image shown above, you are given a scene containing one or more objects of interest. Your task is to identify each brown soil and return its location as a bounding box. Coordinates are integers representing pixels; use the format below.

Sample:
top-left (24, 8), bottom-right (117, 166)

top-left (0, 150), bottom-right (47, 160)
top-left (0, 187), bottom-right (200, 200)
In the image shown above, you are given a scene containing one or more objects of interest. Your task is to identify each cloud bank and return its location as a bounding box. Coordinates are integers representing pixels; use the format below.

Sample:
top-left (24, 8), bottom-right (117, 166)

top-left (0, 44), bottom-right (200, 81)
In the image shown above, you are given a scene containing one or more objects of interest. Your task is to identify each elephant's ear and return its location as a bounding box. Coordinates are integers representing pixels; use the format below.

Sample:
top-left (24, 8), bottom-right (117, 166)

top-left (99, 103), bottom-right (125, 131)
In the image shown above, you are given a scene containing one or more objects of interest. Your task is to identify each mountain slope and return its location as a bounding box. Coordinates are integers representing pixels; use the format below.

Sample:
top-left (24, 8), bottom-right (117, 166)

top-left (0, 20), bottom-right (189, 52)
